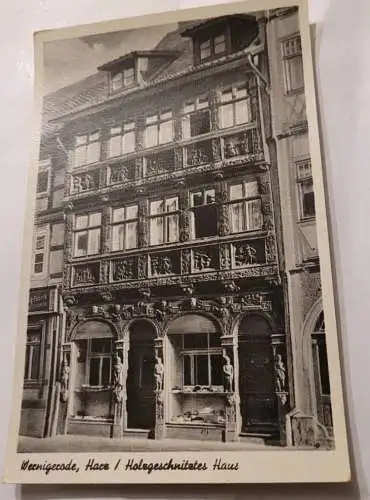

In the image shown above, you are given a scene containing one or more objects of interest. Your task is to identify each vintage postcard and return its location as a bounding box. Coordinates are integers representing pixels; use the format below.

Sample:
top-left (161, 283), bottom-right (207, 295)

top-left (3, 0), bottom-right (351, 484)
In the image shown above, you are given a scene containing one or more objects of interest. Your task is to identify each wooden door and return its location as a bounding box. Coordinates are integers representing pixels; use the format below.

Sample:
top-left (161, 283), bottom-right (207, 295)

top-left (238, 337), bottom-right (278, 433)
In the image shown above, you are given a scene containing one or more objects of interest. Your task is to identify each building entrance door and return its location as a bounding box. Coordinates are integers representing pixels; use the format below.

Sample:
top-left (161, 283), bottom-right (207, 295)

top-left (126, 321), bottom-right (156, 430)
top-left (238, 315), bottom-right (278, 434)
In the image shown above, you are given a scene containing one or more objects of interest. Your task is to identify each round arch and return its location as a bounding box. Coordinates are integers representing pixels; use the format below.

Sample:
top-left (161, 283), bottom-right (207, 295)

top-left (231, 311), bottom-right (276, 338)
top-left (70, 318), bottom-right (119, 342)
top-left (122, 317), bottom-right (161, 340)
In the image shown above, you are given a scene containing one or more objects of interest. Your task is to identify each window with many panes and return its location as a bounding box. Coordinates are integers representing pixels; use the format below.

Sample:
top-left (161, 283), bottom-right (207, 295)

top-left (111, 205), bottom-right (138, 251)
top-left (190, 188), bottom-right (217, 239)
top-left (86, 339), bottom-right (112, 387)
top-left (36, 170), bottom-right (50, 195)
top-left (110, 67), bottom-right (135, 93)
top-left (281, 35), bottom-right (304, 93)
top-left (74, 131), bottom-right (100, 167)
top-left (150, 196), bottom-right (179, 245)
top-left (108, 122), bottom-right (135, 157)
top-left (229, 181), bottom-right (263, 233)
top-left (296, 158), bottom-right (315, 219)
top-left (144, 111), bottom-right (174, 148)
top-left (199, 33), bottom-right (226, 61)
top-left (219, 85), bottom-right (251, 129)
top-left (73, 212), bottom-right (101, 257)
top-left (33, 233), bottom-right (46, 274)
top-left (180, 333), bottom-right (223, 387)
top-left (24, 327), bottom-right (42, 381)
top-left (182, 97), bottom-right (210, 139)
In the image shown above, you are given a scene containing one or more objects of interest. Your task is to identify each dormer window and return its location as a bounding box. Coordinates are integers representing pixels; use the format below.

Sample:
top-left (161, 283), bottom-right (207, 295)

top-left (199, 33), bottom-right (227, 62)
top-left (110, 67), bottom-right (135, 93)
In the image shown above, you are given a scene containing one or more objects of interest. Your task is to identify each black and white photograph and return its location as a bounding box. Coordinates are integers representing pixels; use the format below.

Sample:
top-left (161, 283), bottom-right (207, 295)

top-left (3, 0), bottom-right (350, 485)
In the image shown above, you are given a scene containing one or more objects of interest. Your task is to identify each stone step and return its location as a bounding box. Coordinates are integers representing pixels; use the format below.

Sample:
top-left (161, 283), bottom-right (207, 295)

top-left (122, 428), bottom-right (152, 439)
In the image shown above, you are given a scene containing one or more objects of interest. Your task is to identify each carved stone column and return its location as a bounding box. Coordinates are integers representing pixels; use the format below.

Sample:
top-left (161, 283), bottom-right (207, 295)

top-left (209, 88), bottom-right (219, 132)
top-left (101, 205), bottom-right (111, 254)
top-left (272, 333), bottom-right (288, 446)
top-left (179, 190), bottom-right (191, 242)
top-left (138, 198), bottom-right (149, 248)
top-left (112, 338), bottom-right (129, 437)
top-left (220, 335), bottom-right (238, 442)
top-left (154, 337), bottom-right (165, 440)
top-left (216, 181), bottom-right (230, 237)
top-left (59, 342), bottom-right (77, 435)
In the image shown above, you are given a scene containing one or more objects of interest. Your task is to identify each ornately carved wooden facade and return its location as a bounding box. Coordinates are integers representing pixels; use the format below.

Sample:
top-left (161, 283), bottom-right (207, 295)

top-left (20, 9), bottom-right (334, 448)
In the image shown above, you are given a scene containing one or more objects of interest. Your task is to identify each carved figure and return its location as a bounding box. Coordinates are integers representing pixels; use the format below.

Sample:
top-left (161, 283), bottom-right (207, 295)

top-left (112, 353), bottom-right (124, 403)
top-left (60, 357), bottom-right (70, 403)
top-left (154, 356), bottom-right (164, 393)
top-left (235, 244), bottom-right (257, 266)
top-left (222, 350), bottom-right (234, 393)
top-left (73, 177), bottom-right (81, 193)
top-left (74, 266), bottom-right (96, 284)
top-left (113, 259), bottom-right (134, 281)
top-left (274, 353), bottom-right (286, 393)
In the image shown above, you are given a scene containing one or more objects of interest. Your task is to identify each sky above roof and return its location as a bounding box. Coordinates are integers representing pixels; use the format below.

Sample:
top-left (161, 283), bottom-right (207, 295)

top-left (43, 23), bottom-right (177, 95)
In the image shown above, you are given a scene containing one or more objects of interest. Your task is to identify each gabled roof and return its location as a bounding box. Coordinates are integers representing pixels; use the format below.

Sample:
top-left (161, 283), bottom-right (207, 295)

top-left (180, 14), bottom-right (257, 37)
top-left (97, 50), bottom-right (180, 72)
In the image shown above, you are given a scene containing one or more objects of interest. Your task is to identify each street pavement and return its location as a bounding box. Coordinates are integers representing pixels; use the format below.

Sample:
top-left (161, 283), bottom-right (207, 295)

top-left (18, 435), bottom-right (269, 453)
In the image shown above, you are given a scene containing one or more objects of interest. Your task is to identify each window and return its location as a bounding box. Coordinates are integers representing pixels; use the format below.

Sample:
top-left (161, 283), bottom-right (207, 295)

top-left (87, 339), bottom-right (112, 387)
top-left (110, 67), bottom-right (135, 92)
top-left (111, 205), bottom-right (138, 251)
top-left (36, 170), bottom-right (49, 195)
top-left (74, 131), bottom-right (100, 167)
top-left (73, 212), bottom-right (101, 257)
top-left (24, 327), bottom-right (41, 380)
top-left (183, 97), bottom-right (210, 139)
top-left (199, 33), bottom-right (226, 61)
top-left (108, 122), bottom-right (135, 157)
top-left (181, 333), bottom-right (223, 387)
top-left (219, 85), bottom-right (251, 129)
top-left (229, 181), bottom-right (263, 233)
top-left (281, 35), bottom-right (304, 92)
top-left (150, 196), bottom-right (179, 245)
top-left (33, 234), bottom-right (46, 274)
top-left (144, 111), bottom-right (174, 148)
top-left (311, 312), bottom-right (332, 428)
top-left (200, 39), bottom-right (211, 60)
top-left (296, 158), bottom-right (315, 219)
top-left (190, 188), bottom-right (217, 239)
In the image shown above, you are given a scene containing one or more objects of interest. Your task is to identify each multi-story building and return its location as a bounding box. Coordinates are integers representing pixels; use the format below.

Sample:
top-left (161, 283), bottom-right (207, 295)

top-left (266, 7), bottom-right (333, 447)
top-left (20, 8), bottom-right (333, 448)
top-left (20, 102), bottom-right (66, 437)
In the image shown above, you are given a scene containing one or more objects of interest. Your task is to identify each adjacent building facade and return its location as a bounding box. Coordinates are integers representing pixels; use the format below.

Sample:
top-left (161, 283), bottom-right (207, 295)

top-left (19, 8), bottom-right (333, 448)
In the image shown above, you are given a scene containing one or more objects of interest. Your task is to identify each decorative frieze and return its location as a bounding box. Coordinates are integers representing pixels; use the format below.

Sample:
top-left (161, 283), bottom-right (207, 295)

top-left (193, 246), bottom-right (218, 272)
top-left (233, 240), bottom-right (266, 267)
top-left (186, 140), bottom-right (212, 167)
top-left (73, 263), bottom-right (100, 286)
top-left (150, 252), bottom-right (180, 277)
top-left (111, 257), bottom-right (137, 282)
top-left (145, 150), bottom-right (174, 177)
top-left (71, 170), bottom-right (100, 194)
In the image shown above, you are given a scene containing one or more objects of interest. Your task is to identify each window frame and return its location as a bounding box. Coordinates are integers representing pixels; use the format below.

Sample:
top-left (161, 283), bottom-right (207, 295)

top-left (73, 212), bottom-right (102, 258)
top-left (24, 324), bottom-right (43, 382)
top-left (149, 195), bottom-right (180, 246)
top-left (281, 34), bottom-right (304, 94)
top-left (32, 229), bottom-right (48, 276)
top-left (111, 204), bottom-right (139, 252)
top-left (108, 121), bottom-right (136, 158)
top-left (144, 110), bottom-right (174, 148)
top-left (182, 96), bottom-right (210, 140)
top-left (219, 84), bottom-right (251, 129)
top-left (85, 338), bottom-right (113, 388)
top-left (229, 180), bottom-right (263, 234)
top-left (190, 187), bottom-right (218, 240)
top-left (74, 131), bottom-right (101, 168)
top-left (179, 333), bottom-right (223, 388)
top-left (36, 160), bottom-right (51, 196)
top-left (109, 66), bottom-right (136, 93)
top-left (198, 33), bottom-right (227, 62)
top-left (296, 158), bottom-right (315, 220)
